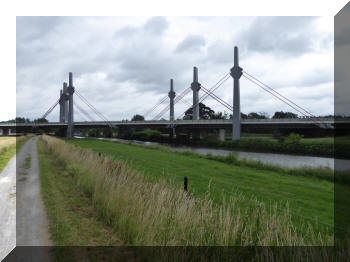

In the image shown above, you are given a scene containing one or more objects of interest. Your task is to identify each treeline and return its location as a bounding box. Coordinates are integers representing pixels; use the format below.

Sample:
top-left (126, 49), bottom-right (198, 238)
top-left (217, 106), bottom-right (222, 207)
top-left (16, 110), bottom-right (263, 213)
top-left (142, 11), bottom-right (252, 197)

top-left (197, 133), bottom-right (337, 158)
top-left (1, 117), bottom-right (48, 123)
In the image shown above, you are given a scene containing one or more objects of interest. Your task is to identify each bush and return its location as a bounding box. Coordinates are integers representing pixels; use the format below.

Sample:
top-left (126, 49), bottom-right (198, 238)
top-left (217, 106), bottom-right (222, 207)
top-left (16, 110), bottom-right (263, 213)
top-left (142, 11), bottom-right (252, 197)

top-left (280, 133), bottom-right (302, 145)
top-left (198, 135), bottom-right (334, 158)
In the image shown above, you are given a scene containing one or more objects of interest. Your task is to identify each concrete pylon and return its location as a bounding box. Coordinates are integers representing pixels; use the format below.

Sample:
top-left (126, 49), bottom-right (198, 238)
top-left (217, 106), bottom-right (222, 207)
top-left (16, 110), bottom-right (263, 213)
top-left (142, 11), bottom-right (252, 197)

top-left (190, 67), bottom-right (201, 120)
top-left (59, 89), bottom-right (64, 122)
top-left (168, 79), bottom-right (176, 121)
top-left (67, 72), bottom-right (75, 138)
top-left (63, 82), bottom-right (68, 122)
top-left (230, 46), bottom-right (243, 140)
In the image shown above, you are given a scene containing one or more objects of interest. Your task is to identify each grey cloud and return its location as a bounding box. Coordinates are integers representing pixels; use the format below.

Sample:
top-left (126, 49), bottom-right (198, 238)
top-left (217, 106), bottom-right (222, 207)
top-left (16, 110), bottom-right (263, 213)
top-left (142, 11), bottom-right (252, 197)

top-left (16, 16), bottom-right (64, 42)
top-left (298, 67), bottom-right (333, 87)
top-left (238, 17), bottom-right (317, 57)
top-left (143, 16), bottom-right (169, 35)
top-left (175, 35), bottom-right (206, 53)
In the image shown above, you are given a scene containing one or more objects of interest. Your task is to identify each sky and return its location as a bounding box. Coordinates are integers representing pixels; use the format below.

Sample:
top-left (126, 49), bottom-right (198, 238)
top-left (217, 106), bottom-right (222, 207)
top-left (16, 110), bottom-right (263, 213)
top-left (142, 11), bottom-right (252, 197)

top-left (16, 16), bottom-right (334, 122)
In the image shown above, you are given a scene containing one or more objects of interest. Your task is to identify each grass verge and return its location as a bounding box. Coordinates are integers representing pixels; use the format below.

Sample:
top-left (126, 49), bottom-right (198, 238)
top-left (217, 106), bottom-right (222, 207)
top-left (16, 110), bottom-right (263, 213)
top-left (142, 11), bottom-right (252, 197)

top-left (37, 137), bottom-right (140, 261)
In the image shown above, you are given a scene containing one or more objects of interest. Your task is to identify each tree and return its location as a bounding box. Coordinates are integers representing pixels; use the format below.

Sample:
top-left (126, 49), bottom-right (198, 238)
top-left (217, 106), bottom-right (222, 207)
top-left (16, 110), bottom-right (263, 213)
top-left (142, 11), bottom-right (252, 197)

top-left (228, 113), bottom-right (248, 119)
top-left (2, 117), bottom-right (30, 123)
top-left (211, 111), bottom-right (228, 120)
top-left (272, 111), bottom-right (298, 119)
top-left (183, 103), bottom-right (215, 120)
top-left (247, 112), bottom-right (267, 119)
top-left (102, 128), bottom-right (113, 138)
top-left (34, 118), bottom-right (48, 123)
top-left (87, 128), bottom-right (100, 137)
top-left (131, 114), bottom-right (145, 121)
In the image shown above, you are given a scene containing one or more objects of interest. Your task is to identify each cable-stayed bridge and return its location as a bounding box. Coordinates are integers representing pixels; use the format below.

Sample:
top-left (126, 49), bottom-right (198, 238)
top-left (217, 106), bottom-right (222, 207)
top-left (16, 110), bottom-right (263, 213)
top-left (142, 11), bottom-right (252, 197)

top-left (2, 46), bottom-right (341, 139)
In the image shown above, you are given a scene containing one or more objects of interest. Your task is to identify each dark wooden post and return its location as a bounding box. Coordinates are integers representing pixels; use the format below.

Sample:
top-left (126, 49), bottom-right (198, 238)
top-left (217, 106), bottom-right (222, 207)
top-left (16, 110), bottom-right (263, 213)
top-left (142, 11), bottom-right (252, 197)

top-left (184, 176), bottom-right (188, 193)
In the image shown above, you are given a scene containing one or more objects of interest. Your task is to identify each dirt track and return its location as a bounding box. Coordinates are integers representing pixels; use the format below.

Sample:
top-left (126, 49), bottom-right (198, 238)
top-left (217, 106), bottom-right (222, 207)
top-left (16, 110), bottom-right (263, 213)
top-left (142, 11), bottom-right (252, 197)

top-left (16, 136), bottom-right (52, 247)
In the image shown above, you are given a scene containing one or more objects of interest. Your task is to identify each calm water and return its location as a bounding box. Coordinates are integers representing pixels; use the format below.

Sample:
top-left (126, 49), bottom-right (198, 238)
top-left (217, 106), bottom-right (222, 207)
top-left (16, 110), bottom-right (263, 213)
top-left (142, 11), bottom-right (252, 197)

top-left (75, 136), bottom-right (350, 171)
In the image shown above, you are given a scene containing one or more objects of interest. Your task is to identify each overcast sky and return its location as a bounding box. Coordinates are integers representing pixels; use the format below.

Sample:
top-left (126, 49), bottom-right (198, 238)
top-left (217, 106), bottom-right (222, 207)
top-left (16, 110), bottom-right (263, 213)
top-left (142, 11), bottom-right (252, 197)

top-left (16, 16), bottom-right (334, 122)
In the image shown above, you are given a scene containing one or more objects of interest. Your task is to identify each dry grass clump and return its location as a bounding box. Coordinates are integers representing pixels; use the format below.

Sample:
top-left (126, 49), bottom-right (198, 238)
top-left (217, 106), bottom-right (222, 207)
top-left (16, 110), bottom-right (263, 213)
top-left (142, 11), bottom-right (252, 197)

top-left (41, 135), bottom-right (332, 247)
top-left (0, 137), bottom-right (16, 151)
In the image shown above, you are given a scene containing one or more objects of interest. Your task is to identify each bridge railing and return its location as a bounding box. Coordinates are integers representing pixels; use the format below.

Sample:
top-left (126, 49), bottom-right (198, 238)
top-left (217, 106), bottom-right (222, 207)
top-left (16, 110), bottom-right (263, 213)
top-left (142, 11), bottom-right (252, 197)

top-left (1, 117), bottom-right (347, 128)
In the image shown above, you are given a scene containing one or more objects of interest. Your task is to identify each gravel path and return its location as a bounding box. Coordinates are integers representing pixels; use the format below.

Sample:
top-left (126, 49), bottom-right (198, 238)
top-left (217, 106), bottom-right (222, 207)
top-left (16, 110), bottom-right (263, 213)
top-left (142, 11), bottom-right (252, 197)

top-left (16, 136), bottom-right (52, 248)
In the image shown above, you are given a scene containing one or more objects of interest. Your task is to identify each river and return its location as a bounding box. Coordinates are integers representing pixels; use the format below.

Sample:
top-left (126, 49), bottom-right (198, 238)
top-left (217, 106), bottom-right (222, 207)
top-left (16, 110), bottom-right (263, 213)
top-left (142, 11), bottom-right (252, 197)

top-left (74, 136), bottom-right (350, 171)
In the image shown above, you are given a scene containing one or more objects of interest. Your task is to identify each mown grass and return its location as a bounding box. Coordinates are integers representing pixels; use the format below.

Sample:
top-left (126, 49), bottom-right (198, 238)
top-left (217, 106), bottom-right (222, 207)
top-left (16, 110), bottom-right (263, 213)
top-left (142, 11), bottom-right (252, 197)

top-left (67, 138), bottom-right (338, 234)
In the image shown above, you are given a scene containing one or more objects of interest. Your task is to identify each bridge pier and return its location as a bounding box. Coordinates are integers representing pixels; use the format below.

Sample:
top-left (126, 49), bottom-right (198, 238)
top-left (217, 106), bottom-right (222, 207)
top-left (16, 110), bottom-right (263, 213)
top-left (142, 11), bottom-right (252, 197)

top-left (0, 128), bottom-right (12, 136)
top-left (192, 130), bottom-right (200, 141)
top-left (201, 129), bottom-right (209, 139)
top-left (169, 127), bottom-right (176, 141)
top-left (219, 129), bottom-right (226, 141)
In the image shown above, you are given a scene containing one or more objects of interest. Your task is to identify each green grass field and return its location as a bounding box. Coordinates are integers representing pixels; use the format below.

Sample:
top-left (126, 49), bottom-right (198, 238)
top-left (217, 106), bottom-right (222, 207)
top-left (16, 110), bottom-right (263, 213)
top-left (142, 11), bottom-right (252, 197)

top-left (67, 138), bottom-right (340, 236)
top-left (40, 135), bottom-right (339, 252)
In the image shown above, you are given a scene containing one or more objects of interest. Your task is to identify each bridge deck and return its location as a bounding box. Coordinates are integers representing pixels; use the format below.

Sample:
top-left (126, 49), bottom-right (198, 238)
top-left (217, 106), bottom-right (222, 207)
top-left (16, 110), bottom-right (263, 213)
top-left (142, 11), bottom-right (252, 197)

top-left (0, 118), bottom-right (343, 130)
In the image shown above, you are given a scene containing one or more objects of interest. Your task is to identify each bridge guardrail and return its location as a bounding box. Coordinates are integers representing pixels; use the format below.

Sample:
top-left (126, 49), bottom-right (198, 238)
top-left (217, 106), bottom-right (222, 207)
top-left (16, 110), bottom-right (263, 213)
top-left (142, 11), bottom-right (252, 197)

top-left (1, 118), bottom-right (349, 128)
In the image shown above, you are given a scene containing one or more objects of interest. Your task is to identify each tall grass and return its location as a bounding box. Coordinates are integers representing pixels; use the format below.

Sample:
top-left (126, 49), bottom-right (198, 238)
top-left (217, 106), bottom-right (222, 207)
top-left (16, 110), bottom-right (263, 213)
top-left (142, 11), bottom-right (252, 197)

top-left (41, 135), bottom-right (333, 249)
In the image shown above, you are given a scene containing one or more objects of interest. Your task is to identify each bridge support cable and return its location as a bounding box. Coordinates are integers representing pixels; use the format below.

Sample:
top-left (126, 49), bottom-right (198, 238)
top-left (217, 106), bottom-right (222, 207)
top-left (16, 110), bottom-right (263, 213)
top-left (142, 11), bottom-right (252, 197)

top-left (201, 86), bottom-right (233, 111)
top-left (144, 95), bottom-right (169, 118)
top-left (75, 102), bottom-right (96, 122)
top-left (75, 90), bottom-right (115, 128)
top-left (176, 73), bottom-right (231, 119)
top-left (75, 91), bottom-right (109, 122)
top-left (199, 73), bottom-right (231, 102)
top-left (154, 72), bottom-right (232, 120)
top-left (243, 70), bottom-right (318, 118)
top-left (179, 98), bottom-right (192, 108)
top-left (74, 105), bottom-right (90, 122)
top-left (242, 73), bottom-right (325, 127)
top-left (152, 87), bottom-right (192, 120)
top-left (41, 98), bottom-right (60, 120)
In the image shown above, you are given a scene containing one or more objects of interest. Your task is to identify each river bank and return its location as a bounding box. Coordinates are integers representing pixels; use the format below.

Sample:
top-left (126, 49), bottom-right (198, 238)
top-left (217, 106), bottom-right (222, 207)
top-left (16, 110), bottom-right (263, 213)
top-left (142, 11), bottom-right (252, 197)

top-left (112, 130), bottom-right (345, 159)
top-left (75, 136), bottom-right (350, 172)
